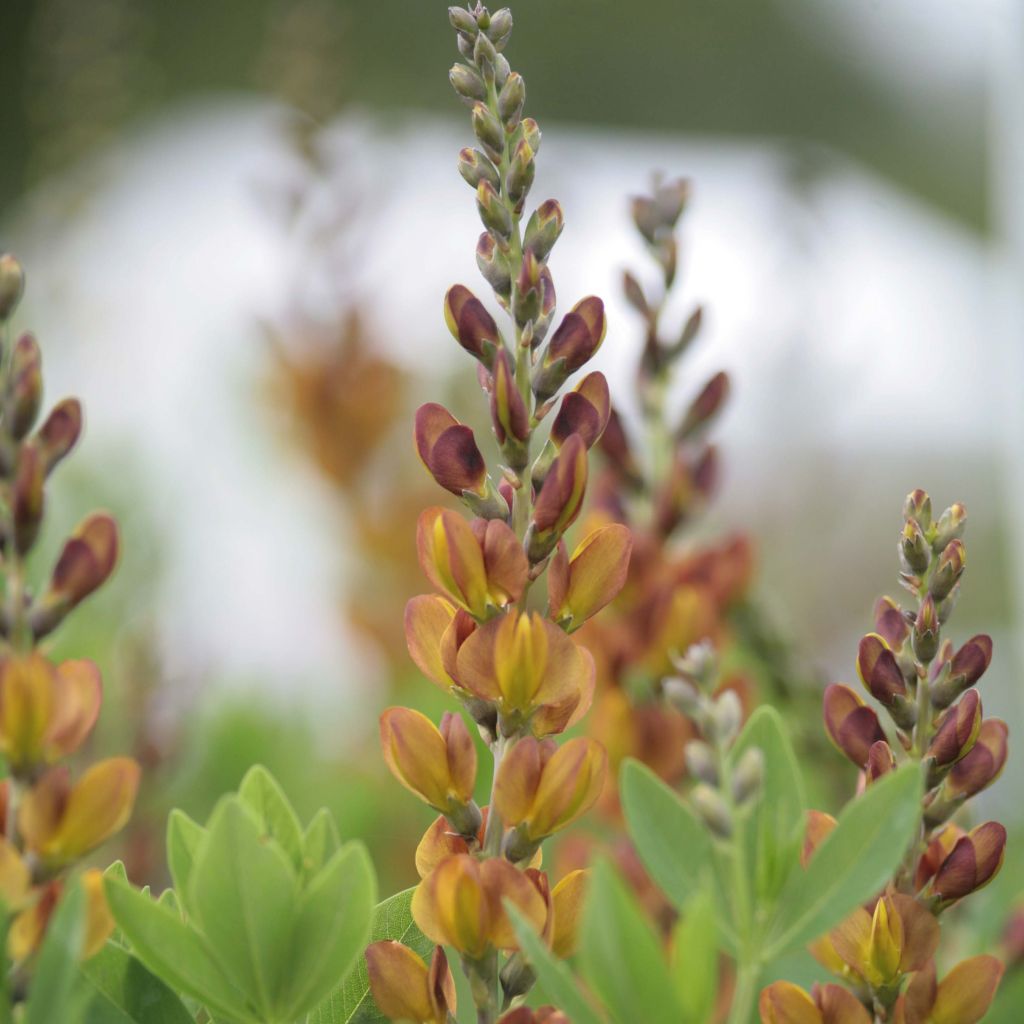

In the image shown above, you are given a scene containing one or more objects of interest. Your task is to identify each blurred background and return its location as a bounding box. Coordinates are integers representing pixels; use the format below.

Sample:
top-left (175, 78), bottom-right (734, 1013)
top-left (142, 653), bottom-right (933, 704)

top-left (0, 0), bottom-right (1022, 994)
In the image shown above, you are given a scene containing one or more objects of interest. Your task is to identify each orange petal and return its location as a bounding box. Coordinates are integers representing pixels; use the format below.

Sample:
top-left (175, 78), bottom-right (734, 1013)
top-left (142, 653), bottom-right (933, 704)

top-left (366, 940), bottom-right (435, 1023)
top-left (405, 595), bottom-right (458, 691)
top-left (559, 523), bottom-right (632, 625)
top-left (528, 738), bottom-right (607, 839)
top-left (493, 737), bottom-right (549, 828)
top-left (46, 659), bottom-right (102, 760)
top-left (0, 654), bottom-right (56, 768)
top-left (0, 838), bottom-right (31, 910)
top-left (481, 858), bottom-right (547, 950)
top-left (412, 854), bottom-right (489, 958)
top-left (759, 981), bottom-right (822, 1024)
top-left (380, 707), bottom-right (454, 810)
top-left (814, 984), bottom-right (873, 1024)
top-left (550, 869), bottom-right (588, 958)
top-left (931, 956), bottom-right (1004, 1024)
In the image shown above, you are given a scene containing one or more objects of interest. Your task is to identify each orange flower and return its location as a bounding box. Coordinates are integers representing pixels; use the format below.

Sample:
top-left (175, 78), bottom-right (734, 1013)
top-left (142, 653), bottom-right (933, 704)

top-left (494, 736), bottom-right (606, 848)
top-left (893, 957), bottom-right (1003, 1024)
top-left (759, 981), bottom-right (871, 1024)
top-left (366, 942), bottom-right (456, 1024)
top-left (18, 757), bottom-right (140, 866)
top-left (411, 854), bottom-right (546, 959)
top-left (0, 655), bottom-right (102, 772)
top-left (455, 612), bottom-right (594, 734)
top-left (547, 523), bottom-right (632, 631)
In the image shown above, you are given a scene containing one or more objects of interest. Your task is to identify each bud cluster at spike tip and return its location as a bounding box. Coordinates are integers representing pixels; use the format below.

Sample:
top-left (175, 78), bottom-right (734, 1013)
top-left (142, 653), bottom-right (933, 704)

top-left (0, 255), bottom-right (138, 976)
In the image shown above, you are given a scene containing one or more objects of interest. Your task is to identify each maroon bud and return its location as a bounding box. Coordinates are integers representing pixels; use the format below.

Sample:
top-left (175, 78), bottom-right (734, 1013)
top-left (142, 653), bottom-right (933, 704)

top-left (927, 690), bottom-right (981, 770)
top-left (444, 284), bottom-right (503, 367)
top-left (36, 398), bottom-right (83, 474)
top-left (823, 683), bottom-right (887, 768)
top-left (912, 595), bottom-right (940, 663)
top-left (866, 739), bottom-right (896, 783)
top-left (873, 596), bottom-right (909, 651)
top-left (950, 634), bottom-right (993, 689)
top-left (414, 403), bottom-right (487, 497)
top-left (932, 821), bottom-right (1006, 903)
top-left (929, 539), bottom-right (966, 602)
top-left (12, 444), bottom-right (44, 554)
top-left (529, 435), bottom-right (587, 560)
top-left (946, 719), bottom-right (1008, 799)
top-left (550, 372), bottom-right (610, 450)
top-left (678, 371), bottom-right (729, 440)
top-left (534, 297), bottom-right (606, 399)
top-left (8, 333), bottom-right (42, 440)
top-left (857, 633), bottom-right (907, 704)
top-left (490, 350), bottom-right (529, 451)
top-left (598, 407), bottom-right (641, 486)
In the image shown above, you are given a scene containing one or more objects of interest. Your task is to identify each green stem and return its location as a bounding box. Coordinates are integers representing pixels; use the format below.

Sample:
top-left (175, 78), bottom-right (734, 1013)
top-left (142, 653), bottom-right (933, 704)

top-left (727, 960), bottom-right (760, 1024)
top-left (482, 735), bottom-right (508, 856)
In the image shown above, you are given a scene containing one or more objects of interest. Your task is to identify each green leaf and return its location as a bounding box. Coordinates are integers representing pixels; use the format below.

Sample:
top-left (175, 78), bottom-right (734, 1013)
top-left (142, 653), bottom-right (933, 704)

top-left (104, 877), bottom-right (256, 1023)
top-left (25, 879), bottom-right (88, 1024)
top-left (237, 764), bottom-right (305, 873)
top-left (763, 762), bottom-right (923, 959)
top-left (669, 884), bottom-right (718, 1024)
top-left (729, 706), bottom-right (806, 908)
top-left (166, 809), bottom-right (207, 906)
top-left (620, 758), bottom-right (713, 911)
top-left (303, 808), bottom-right (342, 879)
top-left (80, 942), bottom-right (195, 1024)
top-left (507, 905), bottom-right (606, 1024)
top-left (276, 843), bottom-right (377, 1021)
top-left (189, 797), bottom-right (300, 1020)
top-left (308, 887), bottom-right (432, 1024)
top-left (578, 858), bottom-right (683, 1024)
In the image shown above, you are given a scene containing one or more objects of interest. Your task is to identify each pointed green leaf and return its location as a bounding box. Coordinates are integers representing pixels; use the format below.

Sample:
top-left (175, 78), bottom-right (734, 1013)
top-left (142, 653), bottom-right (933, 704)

top-left (276, 842), bottom-right (377, 1020)
top-left (189, 797), bottom-right (300, 1019)
top-left (763, 762), bottom-right (923, 959)
top-left (237, 765), bottom-right (305, 872)
top-left (578, 858), bottom-right (683, 1024)
top-left (307, 887), bottom-right (433, 1024)
top-left (507, 905), bottom-right (606, 1024)
top-left (166, 809), bottom-right (206, 908)
top-left (669, 885), bottom-right (718, 1024)
top-left (80, 941), bottom-right (194, 1024)
top-left (302, 808), bottom-right (342, 880)
top-left (105, 877), bottom-right (256, 1023)
top-left (620, 758), bottom-right (713, 910)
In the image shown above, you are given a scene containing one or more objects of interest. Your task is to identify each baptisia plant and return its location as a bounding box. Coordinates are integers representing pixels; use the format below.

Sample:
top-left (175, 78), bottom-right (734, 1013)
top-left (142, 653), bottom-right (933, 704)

top-left (365, 6), bottom-right (631, 1024)
top-left (0, 253), bottom-right (138, 1019)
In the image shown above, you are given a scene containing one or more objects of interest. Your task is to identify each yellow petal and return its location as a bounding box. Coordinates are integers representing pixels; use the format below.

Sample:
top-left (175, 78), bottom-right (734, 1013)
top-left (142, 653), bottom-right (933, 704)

top-left (932, 956), bottom-right (1004, 1024)
top-left (46, 659), bottom-right (103, 761)
top-left (560, 524), bottom-right (632, 625)
top-left (481, 858), bottom-right (547, 950)
top-left (81, 869), bottom-right (115, 958)
top-left (758, 981), bottom-right (822, 1024)
top-left (0, 838), bottom-right (31, 911)
top-left (527, 738), bottom-right (607, 840)
top-left (366, 940), bottom-right (434, 1023)
top-left (405, 595), bottom-right (458, 691)
top-left (550, 870), bottom-right (588, 958)
top-left (380, 707), bottom-right (453, 809)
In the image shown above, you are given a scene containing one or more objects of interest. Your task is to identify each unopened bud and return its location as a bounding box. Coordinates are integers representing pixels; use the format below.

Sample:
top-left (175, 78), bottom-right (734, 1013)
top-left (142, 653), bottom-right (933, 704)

top-left (678, 371), bottom-right (729, 440)
top-left (448, 7), bottom-right (479, 36)
top-left (662, 676), bottom-right (702, 717)
top-left (458, 148), bottom-right (500, 192)
top-left (476, 233), bottom-right (512, 301)
top-left (523, 199), bottom-right (563, 262)
top-left (12, 445), bottom-right (44, 554)
top-left (7, 333), bottom-right (43, 439)
top-left (903, 488), bottom-right (932, 531)
top-left (929, 539), bottom-right (965, 602)
top-left (709, 689), bottom-right (742, 747)
top-left (684, 740), bottom-right (718, 785)
top-left (492, 53), bottom-right (511, 89)
top-left (521, 118), bottom-right (541, 155)
top-left (36, 398), bottom-right (83, 474)
top-left (472, 31), bottom-right (498, 71)
top-left (513, 249), bottom-right (542, 327)
top-left (476, 181), bottom-right (513, 240)
top-left (931, 634), bottom-right (993, 709)
top-left (933, 503), bottom-right (966, 552)
top-left (731, 747), bottom-right (764, 805)
top-left (691, 783), bottom-right (732, 838)
top-left (497, 72), bottom-right (525, 129)
top-left (500, 951), bottom-right (535, 1003)
top-left (0, 254), bottom-right (25, 321)
top-left (450, 63), bottom-right (486, 102)
top-left (471, 102), bottom-right (504, 160)
top-left (913, 595), bottom-right (940, 663)
top-left (899, 518), bottom-right (930, 575)
top-left (672, 640), bottom-right (717, 689)
top-left (485, 8), bottom-right (513, 48)
top-left (622, 271), bottom-right (649, 317)
top-left (505, 139), bottom-right (534, 211)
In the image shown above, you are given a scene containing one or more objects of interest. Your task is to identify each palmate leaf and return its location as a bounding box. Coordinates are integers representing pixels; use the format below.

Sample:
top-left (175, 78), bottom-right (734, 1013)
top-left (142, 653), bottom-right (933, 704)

top-left (762, 762), bottom-right (923, 959)
top-left (308, 887), bottom-right (433, 1024)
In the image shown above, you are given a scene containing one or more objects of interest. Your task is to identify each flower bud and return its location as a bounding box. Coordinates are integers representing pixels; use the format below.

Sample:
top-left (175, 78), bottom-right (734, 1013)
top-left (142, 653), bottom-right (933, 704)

top-left (7, 333), bottom-right (43, 440)
top-left (823, 684), bottom-right (886, 769)
top-left (931, 634), bottom-right (993, 708)
top-left (472, 102), bottom-right (504, 158)
top-left (927, 690), bottom-right (981, 774)
top-left (414, 403), bottom-right (489, 499)
top-left (873, 596), bottom-right (909, 651)
top-left (506, 139), bottom-right (535, 211)
top-left (709, 689), bottom-right (742, 746)
top-left (494, 736), bottom-right (606, 845)
top-left (411, 854), bottom-right (546, 958)
top-left (35, 398), bottom-right (83, 474)
top-left (945, 718), bottom-right (1008, 799)
top-left (928, 539), bottom-right (965, 602)
top-left (529, 434), bottom-right (587, 559)
top-left (932, 502), bottom-right (966, 551)
top-left (472, 30), bottom-right (498, 72)
top-left (760, 981), bottom-right (871, 1024)
top-left (366, 942), bottom-right (456, 1024)
top-left (444, 284), bottom-right (503, 367)
top-left (903, 488), bottom-right (932, 531)
top-left (549, 372), bottom-right (611, 451)
top-left (865, 739), bottom-right (896, 783)
top-left (0, 254), bottom-right (26, 321)
top-left (857, 633), bottom-right (907, 705)
top-left (677, 371), bottom-right (729, 440)
top-left (513, 248), bottom-right (543, 328)
top-left (12, 444), bottom-right (45, 555)
top-left (523, 199), bottom-right (564, 262)
top-left (533, 297), bottom-right (606, 400)
top-left (450, 62), bottom-right (487, 101)
top-left (490, 350), bottom-right (529, 462)
top-left (691, 783), bottom-right (732, 838)
top-left (521, 117), bottom-right (541, 154)
top-left (598, 406), bottom-right (642, 486)
top-left (895, 957), bottom-right (1003, 1024)
top-left (732, 746), bottom-right (764, 805)
top-left (497, 71), bottom-right (525, 128)
top-left (475, 233), bottom-right (512, 302)
top-left (458, 147), bottom-right (501, 191)
top-left (477, 180), bottom-right (513, 240)
top-left (380, 707), bottom-right (478, 825)
top-left (684, 740), bottom-right (718, 786)
top-left (931, 821), bottom-right (1006, 904)
top-left (622, 270), bottom-right (649, 317)
top-left (899, 518), bottom-right (930, 575)
top-left (546, 522), bottom-right (632, 629)
top-left (499, 1010), bottom-right (569, 1024)
top-left (912, 595), bottom-right (940, 663)
top-left (485, 8), bottom-right (513, 48)
top-left (448, 7), bottom-right (479, 35)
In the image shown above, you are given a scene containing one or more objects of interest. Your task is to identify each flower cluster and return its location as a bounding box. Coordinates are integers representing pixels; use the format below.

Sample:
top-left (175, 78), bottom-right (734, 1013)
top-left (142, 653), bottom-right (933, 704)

top-left (366, 8), bottom-right (631, 1022)
top-left (762, 492), bottom-right (1006, 1023)
top-left (0, 255), bottom-right (138, 991)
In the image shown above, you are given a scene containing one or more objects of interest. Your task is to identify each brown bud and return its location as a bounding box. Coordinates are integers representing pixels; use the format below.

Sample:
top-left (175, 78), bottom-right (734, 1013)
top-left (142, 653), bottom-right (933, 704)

top-left (903, 488), bottom-right (932, 531)
top-left (0, 254), bottom-right (25, 321)
top-left (534, 297), bottom-right (606, 400)
top-left (823, 683), bottom-right (886, 768)
top-left (35, 398), bottom-right (83, 474)
top-left (598, 407), bottom-right (641, 486)
top-left (927, 690), bottom-right (981, 771)
top-left (929, 539), bottom-right (965, 602)
top-left (444, 284), bottom-right (502, 367)
top-left (415, 403), bottom-right (488, 498)
top-left (523, 199), bottom-right (563, 263)
top-left (866, 739), bottom-right (896, 783)
top-left (7, 334), bottom-right (42, 440)
top-left (946, 718), bottom-right (1008, 799)
top-left (12, 445), bottom-right (44, 555)
top-left (490, 350), bottom-right (529, 455)
top-left (873, 596), bottom-right (909, 651)
top-left (529, 434), bottom-right (587, 560)
top-left (550, 372), bottom-right (610, 450)
top-left (678, 371), bottom-right (729, 440)
top-left (931, 821), bottom-right (1006, 904)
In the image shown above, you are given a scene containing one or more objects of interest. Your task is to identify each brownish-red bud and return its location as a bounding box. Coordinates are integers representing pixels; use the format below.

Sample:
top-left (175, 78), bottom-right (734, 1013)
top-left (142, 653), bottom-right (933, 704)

top-left (931, 821), bottom-right (1006, 904)
top-left (8, 334), bottom-right (42, 440)
top-left (444, 284), bottom-right (502, 366)
top-left (823, 684), bottom-right (887, 769)
top-left (529, 434), bottom-right (587, 558)
top-left (597, 406), bottom-right (641, 487)
top-left (866, 739), bottom-right (896, 783)
top-left (927, 690), bottom-right (981, 771)
top-left (873, 596), bottom-right (909, 651)
top-left (490, 350), bottom-right (529, 452)
top-left (946, 718), bottom-right (1008, 799)
top-left (415, 403), bottom-right (488, 498)
top-left (534, 297), bottom-right (606, 399)
top-left (929, 539), bottom-right (965, 602)
top-left (0, 254), bottom-right (25, 321)
top-left (35, 398), bottom-right (83, 474)
top-left (550, 372), bottom-right (610, 450)
top-left (857, 633), bottom-right (907, 704)
top-left (678, 371), bottom-right (729, 439)
top-left (12, 445), bottom-right (45, 555)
